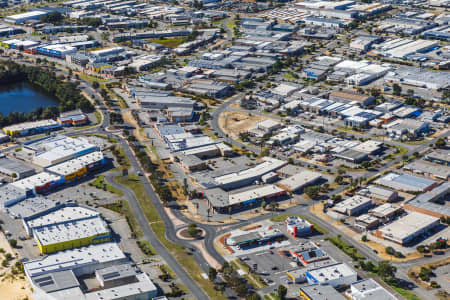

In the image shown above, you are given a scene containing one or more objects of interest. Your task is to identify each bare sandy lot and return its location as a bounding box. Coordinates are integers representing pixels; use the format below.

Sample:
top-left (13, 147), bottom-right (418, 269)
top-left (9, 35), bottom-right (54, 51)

top-left (0, 276), bottom-right (31, 300)
top-left (218, 111), bottom-right (271, 139)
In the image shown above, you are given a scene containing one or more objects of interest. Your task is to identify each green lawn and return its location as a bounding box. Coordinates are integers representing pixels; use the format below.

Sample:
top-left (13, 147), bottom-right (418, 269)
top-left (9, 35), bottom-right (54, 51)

top-left (137, 240), bottom-right (156, 256)
top-left (326, 236), bottom-right (365, 261)
top-left (94, 111), bottom-right (102, 124)
top-left (391, 286), bottom-right (422, 300)
top-left (78, 73), bottom-right (108, 83)
top-left (114, 174), bottom-right (227, 300)
top-left (89, 175), bottom-right (124, 196)
top-left (150, 38), bottom-right (187, 48)
top-left (270, 214), bottom-right (328, 234)
top-left (112, 146), bottom-right (131, 168)
top-left (226, 19), bottom-right (237, 31)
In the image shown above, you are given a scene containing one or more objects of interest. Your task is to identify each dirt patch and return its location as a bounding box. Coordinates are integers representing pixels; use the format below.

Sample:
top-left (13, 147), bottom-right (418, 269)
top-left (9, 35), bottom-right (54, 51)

top-left (218, 233), bottom-right (234, 254)
top-left (408, 257), bottom-right (450, 290)
top-left (218, 111), bottom-right (270, 139)
top-left (0, 275), bottom-right (31, 300)
top-left (310, 202), bottom-right (333, 222)
top-left (363, 240), bottom-right (423, 262)
top-left (122, 111), bottom-right (150, 142)
top-left (243, 224), bottom-right (262, 231)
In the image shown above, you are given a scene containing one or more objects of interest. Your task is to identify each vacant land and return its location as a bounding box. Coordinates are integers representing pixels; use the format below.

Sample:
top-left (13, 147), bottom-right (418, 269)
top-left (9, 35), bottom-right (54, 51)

top-left (218, 111), bottom-right (269, 139)
top-left (150, 38), bottom-right (186, 48)
top-left (90, 175), bottom-right (124, 196)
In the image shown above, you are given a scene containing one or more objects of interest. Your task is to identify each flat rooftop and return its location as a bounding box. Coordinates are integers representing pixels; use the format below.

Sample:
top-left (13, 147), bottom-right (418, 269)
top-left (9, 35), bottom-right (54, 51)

top-left (46, 151), bottom-right (104, 176)
top-left (24, 243), bottom-right (127, 277)
top-left (33, 216), bottom-right (110, 246)
top-left (11, 172), bottom-right (62, 191)
top-left (351, 278), bottom-right (397, 300)
top-left (379, 212), bottom-right (439, 241)
top-left (277, 170), bottom-right (322, 191)
top-left (5, 196), bottom-right (67, 219)
top-left (300, 284), bottom-right (346, 300)
top-left (213, 157), bottom-right (287, 187)
top-left (375, 172), bottom-right (436, 192)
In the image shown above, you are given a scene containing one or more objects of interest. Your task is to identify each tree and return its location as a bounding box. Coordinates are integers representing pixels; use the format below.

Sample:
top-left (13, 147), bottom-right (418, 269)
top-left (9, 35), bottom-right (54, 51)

top-left (435, 138), bottom-right (446, 149)
top-left (8, 239), bottom-right (17, 248)
top-left (187, 223), bottom-right (198, 238)
top-left (208, 267), bottom-right (217, 281)
top-left (277, 285), bottom-right (288, 300)
top-left (11, 173), bottom-right (17, 179)
top-left (392, 83), bottom-right (402, 96)
top-left (361, 235), bottom-right (368, 242)
top-left (304, 185), bottom-right (321, 199)
top-left (261, 200), bottom-right (267, 210)
top-left (236, 284), bottom-right (247, 297)
top-left (40, 12), bottom-right (63, 24)
top-left (378, 261), bottom-right (397, 280)
top-left (385, 246), bottom-right (395, 255)
top-left (92, 81), bottom-right (100, 89)
top-left (246, 293), bottom-right (261, 300)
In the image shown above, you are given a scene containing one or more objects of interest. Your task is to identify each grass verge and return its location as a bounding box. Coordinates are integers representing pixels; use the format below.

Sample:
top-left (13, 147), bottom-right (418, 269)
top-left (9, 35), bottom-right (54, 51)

top-left (326, 236), bottom-right (365, 261)
top-left (150, 38), bottom-right (187, 48)
top-left (270, 214), bottom-right (328, 234)
top-left (114, 174), bottom-right (227, 300)
top-left (102, 200), bottom-right (143, 238)
top-left (391, 286), bottom-right (422, 300)
top-left (231, 260), bottom-right (267, 289)
top-left (78, 73), bottom-right (108, 83)
top-left (137, 240), bottom-right (156, 256)
top-left (89, 175), bottom-right (124, 196)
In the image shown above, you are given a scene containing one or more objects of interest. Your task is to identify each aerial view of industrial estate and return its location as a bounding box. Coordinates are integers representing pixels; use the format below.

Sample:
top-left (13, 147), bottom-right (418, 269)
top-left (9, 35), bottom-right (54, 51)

top-left (0, 0), bottom-right (449, 299)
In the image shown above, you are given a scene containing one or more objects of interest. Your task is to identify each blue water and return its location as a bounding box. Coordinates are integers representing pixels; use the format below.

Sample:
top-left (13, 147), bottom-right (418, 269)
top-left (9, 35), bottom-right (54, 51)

top-left (0, 82), bottom-right (59, 116)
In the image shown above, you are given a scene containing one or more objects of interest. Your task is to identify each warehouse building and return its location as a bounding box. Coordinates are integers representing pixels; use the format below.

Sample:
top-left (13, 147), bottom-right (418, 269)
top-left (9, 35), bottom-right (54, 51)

top-left (352, 141), bottom-right (383, 155)
top-left (376, 212), bottom-right (440, 245)
top-left (11, 172), bottom-right (64, 196)
top-left (226, 227), bottom-right (284, 248)
top-left (357, 185), bottom-right (398, 202)
top-left (350, 278), bottom-right (397, 300)
top-left (0, 155), bottom-right (35, 179)
top-left (25, 204), bottom-right (111, 254)
top-left (384, 119), bottom-right (429, 138)
top-left (24, 243), bottom-right (158, 300)
top-left (3, 119), bottom-right (61, 137)
top-left (333, 195), bottom-right (372, 216)
top-left (24, 135), bottom-right (99, 167)
top-left (4, 196), bottom-right (67, 220)
top-left (384, 67), bottom-right (450, 90)
top-left (306, 263), bottom-right (357, 287)
top-left (277, 170), bottom-right (323, 193)
top-left (375, 172), bottom-right (437, 192)
top-left (403, 160), bottom-right (450, 180)
top-left (334, 149), bottom-right (368, 163)
top-left (403, 182), bottom-right (450, 218)
top-left (329, 90), bottom-right (375, 107)
top-left (45, 151), bottom-right (105, 183)
top-left (300, 284), bottom-right (346, 300)
top-left (210, 157), bottom-right (287, 190)
top-left (36, 44), bottom-right (77, 59)
top-left (57, 109), bottom-right (88, 126)
top-left (0, 184), bottom-right (27, 208)
top-left (355, 214), bottom-right (379, 230)
top-left (4, 10), bottom-right (50, 24)
top-left (369, 203), bottom-right (402, 221)
top-left (205, 184), bottom-right (286, 214)
top-left (424, 150), bottom-right (450, 165)
top-left (286, 216), bottom-right (313, 237)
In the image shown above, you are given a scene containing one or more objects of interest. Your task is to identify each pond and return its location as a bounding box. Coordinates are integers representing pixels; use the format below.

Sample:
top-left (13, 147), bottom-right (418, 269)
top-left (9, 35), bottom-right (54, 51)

top-left (0, 81), bottom-right (59, 116)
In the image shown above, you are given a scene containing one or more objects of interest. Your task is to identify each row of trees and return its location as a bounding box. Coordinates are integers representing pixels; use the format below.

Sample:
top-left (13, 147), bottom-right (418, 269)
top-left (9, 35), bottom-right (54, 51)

top-left (0, 62), bottom-right (93, 127)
